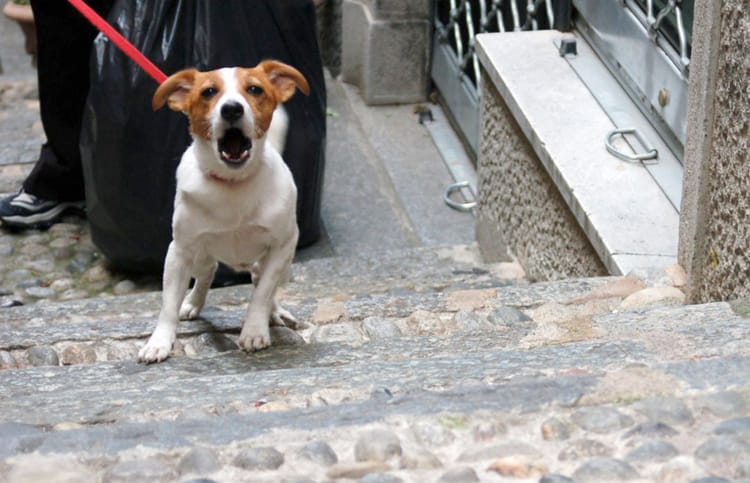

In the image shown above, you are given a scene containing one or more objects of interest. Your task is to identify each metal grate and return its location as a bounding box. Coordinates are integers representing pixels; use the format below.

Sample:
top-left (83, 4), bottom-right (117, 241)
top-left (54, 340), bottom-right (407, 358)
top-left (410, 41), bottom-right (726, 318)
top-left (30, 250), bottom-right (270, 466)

top-left (432, 1), bottom-right (569, 157)
top-left (629, 0), bottom-right (693, 72)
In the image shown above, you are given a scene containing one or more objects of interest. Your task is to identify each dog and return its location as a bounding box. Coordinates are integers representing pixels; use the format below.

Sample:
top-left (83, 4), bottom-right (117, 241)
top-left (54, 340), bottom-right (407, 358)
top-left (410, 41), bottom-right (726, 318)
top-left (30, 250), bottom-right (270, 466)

top-left (138, 60), bottom-right (309, 363)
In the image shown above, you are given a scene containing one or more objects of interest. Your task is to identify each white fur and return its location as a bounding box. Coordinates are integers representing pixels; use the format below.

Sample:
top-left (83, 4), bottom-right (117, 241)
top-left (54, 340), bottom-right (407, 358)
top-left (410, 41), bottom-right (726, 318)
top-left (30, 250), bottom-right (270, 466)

top-left (138, 67), bottom-right (300, 363)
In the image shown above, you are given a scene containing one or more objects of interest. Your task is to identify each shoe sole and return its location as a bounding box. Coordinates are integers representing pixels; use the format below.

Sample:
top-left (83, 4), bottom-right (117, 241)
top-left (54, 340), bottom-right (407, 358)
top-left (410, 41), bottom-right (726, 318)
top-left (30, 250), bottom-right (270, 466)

top-left (1, 202), bottom-right (85, 230)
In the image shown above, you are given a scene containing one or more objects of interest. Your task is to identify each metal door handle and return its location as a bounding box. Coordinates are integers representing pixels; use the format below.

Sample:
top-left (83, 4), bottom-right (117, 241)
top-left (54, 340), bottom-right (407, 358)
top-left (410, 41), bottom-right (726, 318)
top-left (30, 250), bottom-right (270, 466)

top-left (605, 127), bottom-right (659, 164)
top-left (444, 181), bottom-right (477, 213)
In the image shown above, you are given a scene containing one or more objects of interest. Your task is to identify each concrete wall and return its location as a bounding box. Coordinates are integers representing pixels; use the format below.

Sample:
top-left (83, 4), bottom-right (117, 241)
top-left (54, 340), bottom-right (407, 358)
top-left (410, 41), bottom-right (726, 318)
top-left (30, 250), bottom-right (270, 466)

top-left (476, 75), bottom-right (608, 282)
top-left (679, 0), bottom-right (750, 303)
top-left (339, 0), bottom-right (431, 104)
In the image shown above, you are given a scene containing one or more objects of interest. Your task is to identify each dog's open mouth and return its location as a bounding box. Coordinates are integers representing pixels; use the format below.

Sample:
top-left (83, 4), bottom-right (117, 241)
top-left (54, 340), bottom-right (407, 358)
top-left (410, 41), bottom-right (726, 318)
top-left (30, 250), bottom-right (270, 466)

top-left (218, 128), bottom-right (252, 166)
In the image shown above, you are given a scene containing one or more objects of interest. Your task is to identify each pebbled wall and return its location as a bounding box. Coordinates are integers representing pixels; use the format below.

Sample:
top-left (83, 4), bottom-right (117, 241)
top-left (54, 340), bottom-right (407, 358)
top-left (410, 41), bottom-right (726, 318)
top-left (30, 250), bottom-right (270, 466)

top-left (680, 0), bottom-right (750, 302)
top-left (476, 75), bottom-right (607, 281)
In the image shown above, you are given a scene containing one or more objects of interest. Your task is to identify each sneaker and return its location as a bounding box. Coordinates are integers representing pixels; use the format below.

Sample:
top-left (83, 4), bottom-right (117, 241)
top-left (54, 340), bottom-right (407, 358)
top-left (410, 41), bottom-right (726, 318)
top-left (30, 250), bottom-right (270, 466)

top-left (0, 190), bottom-right (84, 229)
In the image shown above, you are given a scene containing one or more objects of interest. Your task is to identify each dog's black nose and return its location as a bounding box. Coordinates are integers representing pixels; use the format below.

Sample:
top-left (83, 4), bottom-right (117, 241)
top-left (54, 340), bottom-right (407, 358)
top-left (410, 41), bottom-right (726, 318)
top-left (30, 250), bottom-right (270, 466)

top-left (221, 101), bottom-right (244, 122)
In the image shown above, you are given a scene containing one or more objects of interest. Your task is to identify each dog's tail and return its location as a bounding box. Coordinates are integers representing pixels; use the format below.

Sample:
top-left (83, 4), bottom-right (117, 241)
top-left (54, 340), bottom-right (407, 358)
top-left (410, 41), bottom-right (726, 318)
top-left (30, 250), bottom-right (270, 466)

top-left (267, 106), bottom-right (289, 154)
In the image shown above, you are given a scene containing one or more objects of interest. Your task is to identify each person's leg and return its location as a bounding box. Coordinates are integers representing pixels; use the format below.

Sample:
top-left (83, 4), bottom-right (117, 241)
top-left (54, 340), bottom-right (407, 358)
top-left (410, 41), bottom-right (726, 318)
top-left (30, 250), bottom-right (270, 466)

top-left (0, 0), bottom-right (113, 228)
top-left (23, 0), bottom-right (113, 201)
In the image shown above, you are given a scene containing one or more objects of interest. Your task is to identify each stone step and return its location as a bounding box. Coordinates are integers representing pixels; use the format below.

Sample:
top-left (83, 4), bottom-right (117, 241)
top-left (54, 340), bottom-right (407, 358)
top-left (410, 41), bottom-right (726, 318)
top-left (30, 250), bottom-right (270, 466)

top-left (0, 299), bottom-right (749, 481)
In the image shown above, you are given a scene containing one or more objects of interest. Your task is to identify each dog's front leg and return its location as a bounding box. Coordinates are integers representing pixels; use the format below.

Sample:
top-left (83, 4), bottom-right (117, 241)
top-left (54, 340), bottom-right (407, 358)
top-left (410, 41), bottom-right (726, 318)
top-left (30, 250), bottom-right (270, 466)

top-left (239, 240), bottom-right (295, 351)
top-left (180, 256), bottom-right (217, 320)
top-left (138, 242), bottom-right (192, 363)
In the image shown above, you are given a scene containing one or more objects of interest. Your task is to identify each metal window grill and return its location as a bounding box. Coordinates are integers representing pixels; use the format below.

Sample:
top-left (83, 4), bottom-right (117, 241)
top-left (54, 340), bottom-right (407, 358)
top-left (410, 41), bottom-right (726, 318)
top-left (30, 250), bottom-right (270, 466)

top-left (630, 0), bottom-right (693, 71)
top-left (432, 1), bottom-right (570, 157)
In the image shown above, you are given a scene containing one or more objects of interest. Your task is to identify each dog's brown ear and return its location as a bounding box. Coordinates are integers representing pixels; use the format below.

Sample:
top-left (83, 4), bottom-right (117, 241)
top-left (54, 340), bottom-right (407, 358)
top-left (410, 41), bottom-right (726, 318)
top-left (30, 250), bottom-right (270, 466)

top-left (259, 60), bottom-right (310, 102)
top-left (152, 69), bottom-right (198, 112)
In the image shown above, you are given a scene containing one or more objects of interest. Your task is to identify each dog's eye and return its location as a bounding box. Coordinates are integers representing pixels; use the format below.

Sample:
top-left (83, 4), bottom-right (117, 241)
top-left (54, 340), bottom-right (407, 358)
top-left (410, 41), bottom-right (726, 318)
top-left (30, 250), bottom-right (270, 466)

top-left (201, 87), bottom-right (218, 99)
top-left (247, 85), bottom-right (263, 96)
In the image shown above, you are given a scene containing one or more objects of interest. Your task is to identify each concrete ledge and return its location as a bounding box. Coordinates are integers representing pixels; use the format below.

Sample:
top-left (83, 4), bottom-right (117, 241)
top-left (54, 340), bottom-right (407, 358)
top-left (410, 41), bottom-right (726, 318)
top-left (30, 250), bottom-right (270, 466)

top-left (476, 31), bottom-right (679, 275)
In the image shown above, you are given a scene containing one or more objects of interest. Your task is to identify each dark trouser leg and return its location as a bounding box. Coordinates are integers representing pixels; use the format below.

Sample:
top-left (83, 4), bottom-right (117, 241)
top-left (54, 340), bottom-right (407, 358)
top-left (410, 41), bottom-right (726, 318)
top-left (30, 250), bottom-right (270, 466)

top-left (23, 0), bottom-right (113, 201)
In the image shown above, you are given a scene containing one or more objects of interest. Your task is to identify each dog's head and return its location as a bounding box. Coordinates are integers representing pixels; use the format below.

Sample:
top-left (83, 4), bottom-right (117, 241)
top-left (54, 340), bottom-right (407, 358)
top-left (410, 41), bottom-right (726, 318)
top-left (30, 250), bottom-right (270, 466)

top-left (153, 61), bottom-right (309, 176)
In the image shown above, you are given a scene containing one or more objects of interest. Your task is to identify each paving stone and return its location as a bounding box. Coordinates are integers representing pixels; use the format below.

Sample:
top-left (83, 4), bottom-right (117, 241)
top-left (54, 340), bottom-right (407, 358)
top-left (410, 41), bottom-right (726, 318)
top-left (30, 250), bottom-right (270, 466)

top-left (436, 467), bottom-right (480, 482)
top-left (694, 435), bottom-right (750, 479)
top-left (359, 472), bottom-right (403, 483)
top-left (398, 447), bottom-right (442, 470)
top-left (26, 346), bottom-right (58, 366)
top-left (177, 447), bottom-right (220, 475)
top-left (622, 421), bottom-right (679, 441)
top-left (657, 456), bottom-right (707, 483)
top-left (570, 407), bottom-right (634, 434)
top-left (232, 446), bottom-right (284, 470)
top-left (625, 439), bottom-right (679, 462)
top-left (539, 475), bottom-right (578, 483)
top-left (311, 322), bottom-right (364, 344)
top-left (0, 350), bottom-right (16, 369)
top-left (633, 396), bottom-right (694, 426)
top-left (362, 316), bottom-right (402, 339)
top-left (571, 457), bottom-right (639, 482)
top-left (354, 429), bottom-right (402, 462)
top-left (299, 440), bottom-right (338, 466)
top-left (458, 441), bottom-right (542, 462)
top-left (487, 456), bottom-right (547, 478)
top-left (102, 459), bottom-right (177, 483)
top-left (471, 419), bottom-right (507, 442)
top-left (191, 333), bottom-right (238, 354)
top-left (558, 439), bottom-right (612, 461)
top-left (327, 462), bottom-right (392, 479)
top-left (541, 417), bottom-right (573, 441)
top-left (411, 420), bottom-right (456, 446)
top-left (59, 344), bottom-right (97, 365)
top-left (713, 417), bottom-right (750, 438)
top-left (696, 391), bottom-right (748, 418)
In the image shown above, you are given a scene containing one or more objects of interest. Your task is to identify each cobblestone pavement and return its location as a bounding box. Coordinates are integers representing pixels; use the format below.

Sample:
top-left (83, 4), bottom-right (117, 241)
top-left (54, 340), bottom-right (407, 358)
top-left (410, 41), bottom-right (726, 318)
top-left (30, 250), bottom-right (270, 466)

top-left (2, 244), bottom-right (750, 482)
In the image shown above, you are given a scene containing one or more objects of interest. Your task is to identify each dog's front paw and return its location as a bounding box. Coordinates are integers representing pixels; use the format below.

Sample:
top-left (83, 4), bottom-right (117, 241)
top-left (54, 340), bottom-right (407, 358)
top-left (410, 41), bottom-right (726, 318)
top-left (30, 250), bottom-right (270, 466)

top-left (238, 328), bottom-right (271, 352)
top-left (270, 303), bottom-right (299, 328)
top-left (179, 301), bottom-right (203, 320)
top-left (138, 332), bottom-right (175, 363)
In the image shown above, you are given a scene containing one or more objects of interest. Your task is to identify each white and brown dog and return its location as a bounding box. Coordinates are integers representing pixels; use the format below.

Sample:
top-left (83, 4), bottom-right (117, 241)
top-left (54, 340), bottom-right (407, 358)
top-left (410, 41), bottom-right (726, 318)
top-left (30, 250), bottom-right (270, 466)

top-left (138, 60), bottom-right (309, 363)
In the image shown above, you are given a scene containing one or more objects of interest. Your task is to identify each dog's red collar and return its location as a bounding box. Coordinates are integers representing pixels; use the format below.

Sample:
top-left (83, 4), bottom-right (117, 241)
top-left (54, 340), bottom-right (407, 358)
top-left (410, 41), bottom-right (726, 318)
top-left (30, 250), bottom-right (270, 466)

top-left (206, 172), bottom-right (238, 184)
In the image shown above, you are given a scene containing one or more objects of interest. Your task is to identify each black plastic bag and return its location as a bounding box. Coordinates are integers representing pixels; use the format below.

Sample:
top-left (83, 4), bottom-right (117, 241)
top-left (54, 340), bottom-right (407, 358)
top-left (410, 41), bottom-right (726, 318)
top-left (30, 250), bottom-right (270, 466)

top-left (80, 0), bottom-right (326, 275)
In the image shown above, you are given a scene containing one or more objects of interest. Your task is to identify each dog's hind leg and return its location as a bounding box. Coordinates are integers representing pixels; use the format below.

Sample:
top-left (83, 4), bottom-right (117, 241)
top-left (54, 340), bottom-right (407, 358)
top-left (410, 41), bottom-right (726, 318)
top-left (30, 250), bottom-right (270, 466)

top-left (239, 237), bottom-right (296, 351)
top-left (138, 242), bottom-right (192, 363)
top-left (180, 256), bottom-right (217, 320)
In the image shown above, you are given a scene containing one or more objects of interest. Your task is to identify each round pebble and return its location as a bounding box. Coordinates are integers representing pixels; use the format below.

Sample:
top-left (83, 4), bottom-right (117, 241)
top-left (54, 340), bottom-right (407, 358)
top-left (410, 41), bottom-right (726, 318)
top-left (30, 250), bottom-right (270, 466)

top-left (694, 435), bottom-right (750, 479)
top-left (437, 467), bottom-right (479, 483)
top-left (558, 439), bottom-right (612, 461)
top-left (178, 447), bottom-right (220, 475)
top-left (192, 333), bottom-right (238, 354)
top-left (697, 391), bottom-right (747, 418)
top-left (622, 421), bottom-right (678, 440)
top-left (399, 447), bottom-right (442, 470)
top-left (412, 421), bottom-right (456, 446)
top-left (113, 279), bottom-right (136, 295)
top-left (542, 417), bottom-right (573, 441)
top-left (625, 439), bottom-right (679, 462)
top-left (103, 459), bottom-right (177, 483)
top-left (355, 429), bottom-right (402, 462)
top-left (27, 346), bottom-right (59, 366)
top-left (270, 326), bottom-right (306, 346)
top-left (539, 475), bottom-right (577, 483)
top-left (25, 286), bottom-right (56, 299)
top-left (570, 407), bottom-right (634, 434)
top-left (0, 350), bottom-right (17, 369)
top-left (300, 440), bottom-right (338, 466)
top-left (714, 416), bottom-right (750, 438)
top-left (359, 473), bottom-right (403, 483)
top-left (572, 457), bottom-right (639, 482)
top-left (60, 345), bottom-right (97, 365)
top-left (633, 396), bottom-right (694, 425)
top-left (362, 317), bottom-right (402, 339)
top-left (311, 323), bottom-right (365, 344)
top-left (232, 446), bottom-right (284, 470)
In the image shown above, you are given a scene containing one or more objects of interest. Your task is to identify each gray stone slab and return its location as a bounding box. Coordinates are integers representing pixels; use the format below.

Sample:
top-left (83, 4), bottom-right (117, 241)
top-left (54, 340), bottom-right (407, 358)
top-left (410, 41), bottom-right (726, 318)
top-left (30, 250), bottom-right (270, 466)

top-left (476, 31), bottom-right (679, 274)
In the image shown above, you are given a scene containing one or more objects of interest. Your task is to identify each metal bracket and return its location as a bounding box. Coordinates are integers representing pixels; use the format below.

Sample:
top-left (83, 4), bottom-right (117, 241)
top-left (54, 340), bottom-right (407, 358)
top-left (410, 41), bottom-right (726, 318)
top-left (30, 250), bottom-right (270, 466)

top-left (444, 181), bottom-right (477, 213)
top-left (605, 127), bottom-right (659, 164)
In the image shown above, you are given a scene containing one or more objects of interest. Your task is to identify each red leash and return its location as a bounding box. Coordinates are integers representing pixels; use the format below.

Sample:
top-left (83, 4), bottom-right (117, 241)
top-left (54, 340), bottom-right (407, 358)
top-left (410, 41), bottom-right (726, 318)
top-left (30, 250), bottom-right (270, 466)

top-left (67, 0), bottom-right (168, 84)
